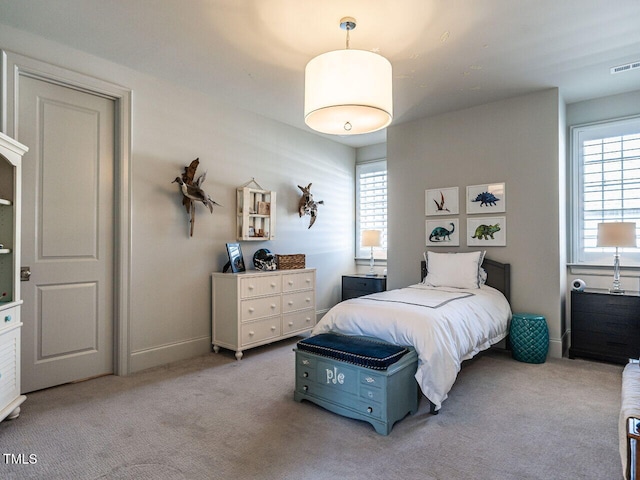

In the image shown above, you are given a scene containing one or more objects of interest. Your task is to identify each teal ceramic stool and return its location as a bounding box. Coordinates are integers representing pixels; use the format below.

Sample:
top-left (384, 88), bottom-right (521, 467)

top-left (509, 313), bottom-right (549, 364)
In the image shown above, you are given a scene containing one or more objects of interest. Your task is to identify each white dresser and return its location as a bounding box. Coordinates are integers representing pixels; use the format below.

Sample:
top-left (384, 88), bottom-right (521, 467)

top-left (0, 133), bottom-right (28, 423)
top-left (211, 268), bottom-right (316, 359)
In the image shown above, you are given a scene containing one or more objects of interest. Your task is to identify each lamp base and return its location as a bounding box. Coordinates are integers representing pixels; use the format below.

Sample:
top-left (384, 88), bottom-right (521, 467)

top-left (365, 273), bottom-right (378, 277)
top-left (609, 288), bottom-right (625, 295)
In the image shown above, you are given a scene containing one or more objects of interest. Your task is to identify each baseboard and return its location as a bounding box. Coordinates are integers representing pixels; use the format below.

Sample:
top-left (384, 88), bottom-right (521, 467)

top-left (129, 335), bottom-right (211, 373)
top-left (549, 335), bottom-right (565, 359)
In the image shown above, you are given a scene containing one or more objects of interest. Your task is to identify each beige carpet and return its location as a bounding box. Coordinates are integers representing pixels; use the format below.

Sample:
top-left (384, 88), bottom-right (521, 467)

top-left (0, 338), bottom-right (623, 480)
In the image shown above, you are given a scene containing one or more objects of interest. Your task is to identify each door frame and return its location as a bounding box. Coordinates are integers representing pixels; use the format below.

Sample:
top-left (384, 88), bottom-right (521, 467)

top-left (1, 50), bottom-right (132, 376)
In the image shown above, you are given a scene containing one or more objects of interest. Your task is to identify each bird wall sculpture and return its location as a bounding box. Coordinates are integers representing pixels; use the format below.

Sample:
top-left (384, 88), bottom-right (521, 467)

top-left (173, 158), bottom-right (222, 236)
top-left (297, 183), bottom-right (324, 229)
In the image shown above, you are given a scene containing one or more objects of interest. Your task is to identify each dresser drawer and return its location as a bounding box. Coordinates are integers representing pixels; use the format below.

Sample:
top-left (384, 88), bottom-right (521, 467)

top-left (282, 271), bottom-right (315, 292)
top-left (571, 311), bottom-right (640, 335)
top-left (571, 291), bottom-right (640, 316)
top-left (240, 317), bottom-right (281, 346)
top-left (240, 295), bottom-right (280, 322)
top-left (342, 276), bottom-right (385, 293)
top-left (0, 306), bottom-right (19, 330)
top-left (283, 309), bottom-right (315, 334)
top-left (0, 327), bottom-right (20, 408)
top-left (240, 275), bottom-right (281, 299)
top-left (282, 290), bottom-right (315, 314)
top-left (572, 330), bottom-right (640, 358)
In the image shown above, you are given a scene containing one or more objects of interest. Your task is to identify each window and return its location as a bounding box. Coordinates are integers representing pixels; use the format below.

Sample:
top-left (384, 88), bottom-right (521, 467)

top-left (570, 116), bottom-right (640, 265)
top-left (355, 160), bottom-right (387, 260)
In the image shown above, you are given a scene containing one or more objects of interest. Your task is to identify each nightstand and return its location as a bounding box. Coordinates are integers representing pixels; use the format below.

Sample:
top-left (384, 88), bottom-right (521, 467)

top-left (569, 289), bottom-right (640, 364)
top-left (342, 274), bottom-right (387, 301)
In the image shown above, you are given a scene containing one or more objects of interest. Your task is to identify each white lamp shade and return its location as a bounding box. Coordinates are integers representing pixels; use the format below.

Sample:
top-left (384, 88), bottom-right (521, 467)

top-left (361, 229), bottom-right (382, 247)
top-left (304, 49), bottom-right (393, 135)
top-left (597, 222), bottom-right (637, 247)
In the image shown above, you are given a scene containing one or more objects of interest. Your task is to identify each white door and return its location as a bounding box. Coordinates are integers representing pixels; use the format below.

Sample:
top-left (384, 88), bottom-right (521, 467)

top-left (17, 75), bottom-right (115, 393)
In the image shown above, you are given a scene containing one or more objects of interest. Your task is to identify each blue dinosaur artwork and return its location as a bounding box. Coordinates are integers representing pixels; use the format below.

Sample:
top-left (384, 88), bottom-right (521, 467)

top-left (429, 222), bottom-right (455, 242)
top-left (471, 191), bottom-right (500, 207)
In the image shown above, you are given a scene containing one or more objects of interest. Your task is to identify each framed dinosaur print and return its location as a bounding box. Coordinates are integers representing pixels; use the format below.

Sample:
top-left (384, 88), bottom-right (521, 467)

top-left (466, 182), bottom-right (505, 214)
top-left (426, 218), bottom-right (459, 246)
top-left (426, 187), bottom-right (459, 216)
top-left (467, 216), bottom-right (506, 246)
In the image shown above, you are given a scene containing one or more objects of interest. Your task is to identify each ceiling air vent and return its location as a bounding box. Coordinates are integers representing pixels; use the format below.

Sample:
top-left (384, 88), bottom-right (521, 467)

top-left (610, 61), bottom-right (640, 75)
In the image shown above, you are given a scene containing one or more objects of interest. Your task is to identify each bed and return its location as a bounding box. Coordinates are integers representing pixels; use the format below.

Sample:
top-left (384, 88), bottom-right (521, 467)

top-left (312, 251), bottom-right (512, 412)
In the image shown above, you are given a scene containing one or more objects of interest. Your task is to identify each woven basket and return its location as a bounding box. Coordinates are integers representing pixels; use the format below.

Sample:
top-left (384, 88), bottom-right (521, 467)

top-left (276, 254), bottom-right (305, 269)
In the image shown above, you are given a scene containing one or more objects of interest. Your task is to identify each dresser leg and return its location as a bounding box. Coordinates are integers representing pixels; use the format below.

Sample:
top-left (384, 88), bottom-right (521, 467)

top-left (6, 406), bottom-right (21, 420)
top-left (212, 345), bottom-right (220, 353)
top-left (235, 350), bottom-right (243, 360)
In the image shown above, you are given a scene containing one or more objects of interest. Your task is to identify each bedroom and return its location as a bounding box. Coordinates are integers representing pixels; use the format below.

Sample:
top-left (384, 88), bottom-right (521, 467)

top-left (0, 1), bottom-right (639, 478)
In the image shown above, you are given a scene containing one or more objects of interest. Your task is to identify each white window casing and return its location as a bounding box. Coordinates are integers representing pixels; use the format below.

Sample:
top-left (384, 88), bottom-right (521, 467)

top-left (570, 116), bottom-right (640, 266)
top-left (356, 160), bottom-right (387, 260)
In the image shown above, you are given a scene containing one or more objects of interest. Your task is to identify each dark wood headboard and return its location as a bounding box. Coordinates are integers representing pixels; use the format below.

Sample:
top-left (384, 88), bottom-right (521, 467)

top-left (420, 258), bottom-right (511, 304)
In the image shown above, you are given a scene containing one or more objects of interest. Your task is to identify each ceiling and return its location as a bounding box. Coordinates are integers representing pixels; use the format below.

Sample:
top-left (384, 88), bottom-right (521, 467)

top-left (1, 0), bottom-right (639, 148)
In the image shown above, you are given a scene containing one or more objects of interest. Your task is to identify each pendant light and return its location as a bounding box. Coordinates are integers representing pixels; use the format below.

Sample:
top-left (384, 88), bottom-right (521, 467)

top-left (304, 17), bottom-right (393, 135)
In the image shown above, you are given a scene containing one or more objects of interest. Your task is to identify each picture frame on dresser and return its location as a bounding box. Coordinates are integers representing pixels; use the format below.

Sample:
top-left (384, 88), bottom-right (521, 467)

top-left (225, 242), bottom-right (246, 273)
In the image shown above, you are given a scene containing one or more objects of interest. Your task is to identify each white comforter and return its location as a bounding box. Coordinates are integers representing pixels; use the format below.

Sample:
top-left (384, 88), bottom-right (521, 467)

top-left (312, 283), bottom-right (512, 410)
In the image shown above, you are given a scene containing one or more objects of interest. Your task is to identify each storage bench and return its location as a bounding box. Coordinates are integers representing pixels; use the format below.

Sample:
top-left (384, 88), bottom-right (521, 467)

top-left (293, 333), bottom-right (419, 435)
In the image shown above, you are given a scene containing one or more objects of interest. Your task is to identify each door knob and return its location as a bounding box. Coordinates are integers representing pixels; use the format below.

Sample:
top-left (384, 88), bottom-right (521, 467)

top-left (21, 266), bottom-right (31, 281)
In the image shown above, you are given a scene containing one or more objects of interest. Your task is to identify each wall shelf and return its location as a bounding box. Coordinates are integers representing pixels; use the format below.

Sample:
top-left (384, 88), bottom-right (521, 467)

top-left (236, 180), bottom-right (276, 241)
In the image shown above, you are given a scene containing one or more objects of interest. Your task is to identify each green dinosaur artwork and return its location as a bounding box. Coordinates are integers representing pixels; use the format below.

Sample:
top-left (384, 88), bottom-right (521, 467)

top-left (471, 223), bottom-right (501, 240)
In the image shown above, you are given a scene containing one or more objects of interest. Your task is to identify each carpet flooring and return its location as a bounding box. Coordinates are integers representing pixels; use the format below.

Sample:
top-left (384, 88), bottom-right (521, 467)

top-left (0, 338), bottom-right (624, 479)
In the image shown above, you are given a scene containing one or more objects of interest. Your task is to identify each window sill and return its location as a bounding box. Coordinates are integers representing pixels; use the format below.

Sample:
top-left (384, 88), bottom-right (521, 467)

top-left (568, 263), bottom-right (640, 274)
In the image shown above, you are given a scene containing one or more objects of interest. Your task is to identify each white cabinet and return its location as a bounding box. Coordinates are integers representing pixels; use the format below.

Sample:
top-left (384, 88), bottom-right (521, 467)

top-left (0, 132), bottom-right (28, 423)
top-left (236, 184), bottom-right (276, 241)
top-left (212, 269), bottom-right (316, 359)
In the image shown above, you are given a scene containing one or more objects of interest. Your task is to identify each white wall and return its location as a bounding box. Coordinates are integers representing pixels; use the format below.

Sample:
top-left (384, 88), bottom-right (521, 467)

top-left (387, 89), bottom-right (566, 358)
top-left (0, 25), bottom-right (356, 372)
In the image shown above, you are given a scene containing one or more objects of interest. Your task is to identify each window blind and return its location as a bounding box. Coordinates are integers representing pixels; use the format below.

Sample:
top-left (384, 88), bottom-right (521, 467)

top-left (356, 161), bottom-right (387, 259)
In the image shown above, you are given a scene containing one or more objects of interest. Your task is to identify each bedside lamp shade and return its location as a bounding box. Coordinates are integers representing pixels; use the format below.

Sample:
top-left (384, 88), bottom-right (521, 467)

top-left (597, 222), bottom-right (637, 294)
top-left (597, 222), bottom-right (637, 248)
top-left (362, 229), bottom-right (382, 248)
top-left (362, 229), bottom-right (381, 276)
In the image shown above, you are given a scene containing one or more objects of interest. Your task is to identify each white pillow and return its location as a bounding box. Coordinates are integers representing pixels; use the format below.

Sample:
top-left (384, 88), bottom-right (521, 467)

top-left (424, 251), bottom-right (485, 289)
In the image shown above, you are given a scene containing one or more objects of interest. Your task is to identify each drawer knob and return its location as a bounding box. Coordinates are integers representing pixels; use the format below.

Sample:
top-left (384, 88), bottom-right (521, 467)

top-left (249, 331), bottom-right (255, 336)
top-left (365, 376), bottom-right (375, 383)
top-left (303, 385), bottom-right (308, 392)
top-left (303, 372), bottom-right (309, 378)
top-left (305, 317), bottom-right (311, 323)
top-left (271, 325), bottom-right (276, 331)
top-left (4, 315), bottom-right (10, 323)
top-left (302, 359), bottom-right (310, 365)
top-left (248, 285), bottom-right (254, 290)
top-left (288, 321), bottom-right (294, 326)
top-left (367, 407), bottom-right (373, 413)
top-left (305, 297), bottom-right (311, 303)
top-left (288, 280), bottom-right (294, 286)
top-left (271, 283), bottom-right (276, 288)
top-left (248, 307), bottom-right (255, 313)
top-left (270, 304), bottom-right (276, 309)
top-left (306, 278), bottom-right (311, 283)
top-left (288, 301), bottom-right (294, 306)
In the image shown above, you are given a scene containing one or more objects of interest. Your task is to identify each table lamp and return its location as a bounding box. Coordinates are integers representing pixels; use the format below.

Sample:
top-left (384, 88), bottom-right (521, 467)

top-left (597, 222), bottom-right (637, 294)
top-left (361, 229), bottom-right (381, 276)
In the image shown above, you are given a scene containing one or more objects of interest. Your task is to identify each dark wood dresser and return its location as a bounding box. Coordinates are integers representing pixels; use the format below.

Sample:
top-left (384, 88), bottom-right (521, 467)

top-left (342, 274), bottom-right (387, 301)
top-left (570, 289), bottom-right (640, 364)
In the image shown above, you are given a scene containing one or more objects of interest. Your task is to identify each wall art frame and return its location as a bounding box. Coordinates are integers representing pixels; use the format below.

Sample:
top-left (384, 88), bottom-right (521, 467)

top-left (426, 218), bottom-right (460, 247)
top-left (426, 187), bottom-right (459, 216)
top-left (466, 182), bottom-right (505, 214)
top-left (467, 216), bottom-right (506, 246)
